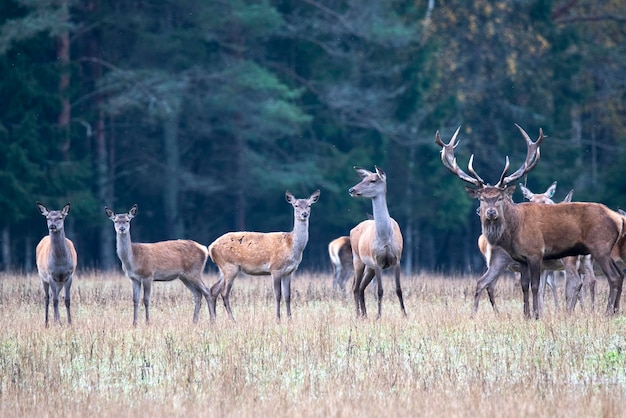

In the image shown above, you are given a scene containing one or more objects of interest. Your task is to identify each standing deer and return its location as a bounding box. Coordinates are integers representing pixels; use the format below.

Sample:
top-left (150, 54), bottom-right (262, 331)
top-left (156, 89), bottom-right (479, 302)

top-left (105, 204), bottom-right (213, 325)
top-left (435, 124), bottom-right (624, 318)
top-left (36, 202), bottom-right (77, 326)
top-left (208, 190), bottom-right (321, 321)
top-left (475, 182), bottom-right (583, 314)
top-left (328, 236), bottom-right (353, 296)
top-left (348, 166), bottom-right (406, 319)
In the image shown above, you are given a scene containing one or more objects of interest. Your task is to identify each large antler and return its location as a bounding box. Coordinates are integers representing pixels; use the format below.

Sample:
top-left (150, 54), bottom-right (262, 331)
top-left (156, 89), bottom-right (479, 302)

top-left (435, 127), bottom-right (485, 187)
top-left (495, 124), bottom-right (545, 188)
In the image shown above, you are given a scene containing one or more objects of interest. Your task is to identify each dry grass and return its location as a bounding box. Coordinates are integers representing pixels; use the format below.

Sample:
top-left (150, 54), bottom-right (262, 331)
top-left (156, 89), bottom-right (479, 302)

top-left (0, 270), bottom-right (625, 417)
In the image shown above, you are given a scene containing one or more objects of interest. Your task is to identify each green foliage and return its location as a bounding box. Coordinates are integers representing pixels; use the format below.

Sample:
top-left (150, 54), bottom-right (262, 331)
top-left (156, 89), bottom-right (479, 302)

top-left (0, 0), bottom-right (625, 271)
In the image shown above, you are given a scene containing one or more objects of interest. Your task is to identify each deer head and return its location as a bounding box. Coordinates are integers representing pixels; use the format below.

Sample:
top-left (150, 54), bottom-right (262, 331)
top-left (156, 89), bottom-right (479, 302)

top-left (37, 202), bottom-right (71, 234)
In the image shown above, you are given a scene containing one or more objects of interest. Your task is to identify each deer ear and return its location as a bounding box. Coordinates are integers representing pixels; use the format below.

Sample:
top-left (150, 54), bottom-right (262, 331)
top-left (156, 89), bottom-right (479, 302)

top-left (129, 204), bottom-right (138, 218)
top-left (36, 202), bottom-right (48, 216)
top-left (504, 185), bottom-right (517, 198)
top-left (285, 191), bottom-right (295, 204)
top-left (465, 187), bottom-right (480, 199)
top-left (545, 181), bottom-right (557, 198)
top-left (519, 183), bottom-right (533, 201)
top-left (374, 166), bottom-right (386, 182)
top-left (354, 166), bottom-right (371, 179)
top-left (105, 207), bottom-right (114, 219)
top-left (309, 189), bottom-right (321, 203)
top-left (62, 203), bottom-right (71, 216)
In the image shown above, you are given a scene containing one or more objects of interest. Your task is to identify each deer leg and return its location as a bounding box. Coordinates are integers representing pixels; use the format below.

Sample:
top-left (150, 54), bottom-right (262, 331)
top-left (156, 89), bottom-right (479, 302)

top-left (359, 267), bottom-right (376, 318)
top-left (610, 260), bottom-right (624, 313)
top-left (199, 281), bottom-right (216, 323)
top-left (51, 280), bottom-right (61, 324)
top-left (143, 280), bottom-right (152, 325)
top-left (181, 279), bottom-right (202, 324)
top-left (352, 261), bottom-right (366, 317)
top-left (529, 261), bottom-right (543, 319)
top-left (473, 264), bottom-right (503, 316)
top-left (273, 274), bottom-right (283, 320)
top-left (332, 265), bottom-right (340, 295)
top-left (372, 266), bottom-right (385, 320)
top-left (221, 273), bottom-right (238, 322)
top-left (393, 264), bottom-right (406, 317)
top-left (519, 265), bottom-right (532, 319)
top-left (547, 271), bottom-right (559, 310)
top-left (64, 277), bottom-right (72, 325)
top-left (538, 270), bottom-right (548, 315)
top-left (131, 279), bottom-right (141, 326)
top-left (340, 268), bottom-right (352, 298)
top-left (43, 281), bottom-right (50, 327)
top-left (282, 275), bottom-right (292, 318)
top-left (564, 268), bottom-right (582, 313)
top-left (580, 256), bottom-right (596, 312)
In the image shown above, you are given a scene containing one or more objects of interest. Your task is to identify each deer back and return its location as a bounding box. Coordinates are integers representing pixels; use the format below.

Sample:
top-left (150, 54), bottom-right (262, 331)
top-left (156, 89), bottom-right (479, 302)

top-left (209, 231), bottom-right (299, 274)
top-left (506, 202), bottom-right (623, 261)
top-left (130, 240), bottom-right (208, 279)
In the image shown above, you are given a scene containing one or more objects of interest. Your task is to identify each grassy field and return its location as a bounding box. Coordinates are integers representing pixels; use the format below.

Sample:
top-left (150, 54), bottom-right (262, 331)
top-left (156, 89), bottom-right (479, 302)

top-left (0, 270), bottom-right (625, 417)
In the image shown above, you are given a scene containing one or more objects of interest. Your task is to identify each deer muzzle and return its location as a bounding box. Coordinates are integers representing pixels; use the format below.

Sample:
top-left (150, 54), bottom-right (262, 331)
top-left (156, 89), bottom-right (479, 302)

top-left (485, 208), bottom-right (498, 220)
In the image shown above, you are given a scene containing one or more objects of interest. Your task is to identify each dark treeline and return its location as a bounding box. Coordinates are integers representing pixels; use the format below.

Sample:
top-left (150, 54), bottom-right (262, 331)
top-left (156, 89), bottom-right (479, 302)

top-left (0, 0), bottom-right (625, 274)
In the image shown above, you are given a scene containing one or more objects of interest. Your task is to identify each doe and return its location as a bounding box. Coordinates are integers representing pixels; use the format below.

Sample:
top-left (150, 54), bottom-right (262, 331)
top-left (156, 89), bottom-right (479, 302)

top-left (36, 202), bottom-right (77, 326)
top-left (105, 204), bottom-right (213, 325)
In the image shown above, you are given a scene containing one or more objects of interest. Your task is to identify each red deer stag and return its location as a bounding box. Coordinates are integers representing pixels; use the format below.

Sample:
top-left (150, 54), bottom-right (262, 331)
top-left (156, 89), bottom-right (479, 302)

top-left (475, 183), bottom-right (596, 314)
top-left (208, 190), bottom-right (320, 321)
top-left (36, 202), bottom-right (77, 326)
top-left (328, 236), bottom-right (353, 296)
top-left (349, 166), bottom-right (406, 319)
top-left (105, 205), bottom-right (213, 326)
top-left (435, 125), bottom-right (624, 318)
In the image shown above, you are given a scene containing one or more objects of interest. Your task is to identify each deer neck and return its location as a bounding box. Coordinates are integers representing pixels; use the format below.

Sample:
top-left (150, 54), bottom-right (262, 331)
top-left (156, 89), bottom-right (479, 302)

top-left (371, 193), bottom-right (393, 241)
top-left (115, 232), bottom-right (135, 268)
top-left (291, 217), bottom-right (310, 255)
top-left (49, 230), bottom-right (72, 263)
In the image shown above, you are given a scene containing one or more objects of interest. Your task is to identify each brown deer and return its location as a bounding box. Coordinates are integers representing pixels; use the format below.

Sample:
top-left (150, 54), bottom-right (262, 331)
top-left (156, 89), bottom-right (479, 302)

top-left (328, 236), bottom-right (353, 296)
top-left (475, 184), bottom-right (596, 315)
top-left (208, 190), bottom-right (321, 321)
top-left (36, 202), bottom-right (77, 326)
top-left (105, 204), bottom-right (213, 325)
top-left (435, 124), bottom-right (624, 318)
top-left (348, 166), bottom-right (406, 319)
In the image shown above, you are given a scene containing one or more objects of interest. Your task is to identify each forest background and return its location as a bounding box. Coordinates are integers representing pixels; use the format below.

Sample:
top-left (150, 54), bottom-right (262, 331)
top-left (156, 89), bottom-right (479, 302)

top-left (0, 0), bottom-right (624, 275)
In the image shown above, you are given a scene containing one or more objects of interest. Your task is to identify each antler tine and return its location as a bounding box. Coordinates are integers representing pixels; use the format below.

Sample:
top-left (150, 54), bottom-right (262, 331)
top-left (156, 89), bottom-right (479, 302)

top-left (498, 124), bottom-right (544, 187)
top-left (467, 155), bottom-right (486, 185)
top-left (435, 127), bottom-right (484, 187)
top-left (496, 156), bottom-right (511, 188)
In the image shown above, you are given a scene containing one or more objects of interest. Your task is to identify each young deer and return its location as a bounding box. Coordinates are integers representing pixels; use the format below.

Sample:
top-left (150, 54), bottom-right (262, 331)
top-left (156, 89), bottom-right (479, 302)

top-left (436, 125), bottom-right (624, 318)
top-left (36, 202), bottom-right (77, 326)
top-left (348, 166), bottom-right (406, 319)
top-left (208, 190), bottom-right (321, 321)
top-left (105, 205), bottom-right (213, 325)
top-left (328, 236), bottom-right (353, 296)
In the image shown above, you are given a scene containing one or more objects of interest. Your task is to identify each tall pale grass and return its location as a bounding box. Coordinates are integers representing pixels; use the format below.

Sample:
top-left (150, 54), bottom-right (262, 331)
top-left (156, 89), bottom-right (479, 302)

top-left (0, 270), bottom-right (624, 417)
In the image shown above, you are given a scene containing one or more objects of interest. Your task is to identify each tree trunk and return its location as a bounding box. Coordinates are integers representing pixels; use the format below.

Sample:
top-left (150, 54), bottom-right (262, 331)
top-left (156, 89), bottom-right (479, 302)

top-left (56, 2), bottom-right (71, 158)
top-left (234, 133), bottom-right (247, 231)
top-left (1, 227), bottom-right (10, 271)
top-left (97, 110), bottom-right (115, 269)
top-left (163, 113), bottom-right (184, 238)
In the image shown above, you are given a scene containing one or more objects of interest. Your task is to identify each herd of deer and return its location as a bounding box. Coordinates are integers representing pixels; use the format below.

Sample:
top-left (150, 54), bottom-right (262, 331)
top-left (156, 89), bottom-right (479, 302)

top-left (34, 124), bottom-right (626, 326)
